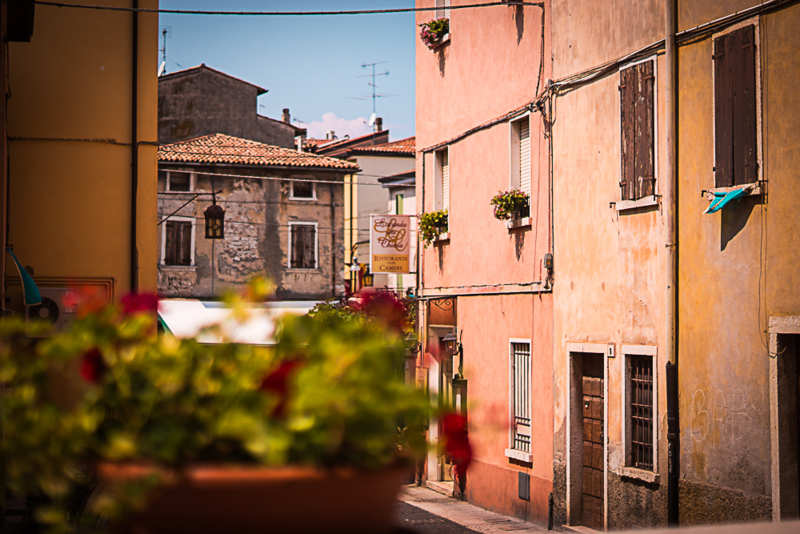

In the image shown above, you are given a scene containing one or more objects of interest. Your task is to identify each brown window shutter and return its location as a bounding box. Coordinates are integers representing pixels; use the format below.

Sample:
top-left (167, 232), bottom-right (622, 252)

top-left (165, 221), bottom-right (178, 265)
top-left (620, 66), bottom-right (635, 201)
top-left (179, 222), bottom-right (192, 266)
top-left (291, 226), bottom-right (303, 268)
top-left (714, 33), bottom-right (734, 187)
top-left (637, 61), bottom-right (655, 198)
top-left (303, 226), bottom-right (316, 269)
top-left (732, 25), bottom-right (757, 185)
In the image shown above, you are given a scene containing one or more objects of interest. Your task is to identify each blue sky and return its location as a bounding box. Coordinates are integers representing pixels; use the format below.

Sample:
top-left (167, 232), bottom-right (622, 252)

top-left (159, 1), bottom-right (416, 141)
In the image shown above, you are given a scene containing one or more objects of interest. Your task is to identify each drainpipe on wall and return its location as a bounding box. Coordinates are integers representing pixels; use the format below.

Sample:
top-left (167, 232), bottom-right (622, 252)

top-left (130, 0), bottom-right (139, 293)
top-left (664, 0), bottom-right (679, 526)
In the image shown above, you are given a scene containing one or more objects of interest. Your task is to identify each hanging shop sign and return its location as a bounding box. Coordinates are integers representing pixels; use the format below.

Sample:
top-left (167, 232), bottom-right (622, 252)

top-left (370, 215), bottom-right (411, 274)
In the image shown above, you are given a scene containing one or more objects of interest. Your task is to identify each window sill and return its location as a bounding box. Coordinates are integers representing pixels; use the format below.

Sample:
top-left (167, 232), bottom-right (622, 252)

top-left (614, 466), bottom-right (659, 484)
top-left (159, 264), bottom-right (196, 270)
top-left (505, 217), bottom-right (531, 230)
top-left (289, 197), bottom-right (317, 202)
top-left (505, 448), bottom-right (532, 464)
top-left (287, 268), bottom-right (320, 272)
top-left (434, 33), bottom-right (451, 50)
top-left (434, 232), bottom-right (450, 244)
top-left (613, 195), bottom-right (660, 212)
top-left (704, 182), bottom-right (764, 200)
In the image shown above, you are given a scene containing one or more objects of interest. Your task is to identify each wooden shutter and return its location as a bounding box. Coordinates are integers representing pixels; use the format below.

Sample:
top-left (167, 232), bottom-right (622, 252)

top-left (291, 226), bottom-right (303, 268)
top-left (519, 119), bottom-right (531, 196)
top-left (178, 222), bottom-right (192, 266)
top-left (620, 61), bottom-right (655, 200)
top-left (165, 221), bottom-right (178, 265)
top-left (303, 226), bottom-right (316, 269)
top-left (620, 67), bottom-right (635, 200)
top-left (442, 150), bottom-right (450, 211)
top-left (715, 25), bottom-right (757, 187)
top-left (444, 0), bottom-right (450, 19)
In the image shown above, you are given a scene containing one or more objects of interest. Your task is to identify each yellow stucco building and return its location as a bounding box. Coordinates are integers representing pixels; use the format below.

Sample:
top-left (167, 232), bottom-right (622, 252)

top-left (2, 0), bottom-right (159, 319)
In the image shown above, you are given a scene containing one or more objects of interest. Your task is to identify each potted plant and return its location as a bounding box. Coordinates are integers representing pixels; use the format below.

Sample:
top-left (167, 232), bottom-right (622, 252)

top-left (0, 283), bottom-right (448, 533)
top-left (418, 209), bottom-right (449, 248)
top-left (490, 189), bottom-right (530, 221)
top-left (419, 18), bottom-right (450, 50)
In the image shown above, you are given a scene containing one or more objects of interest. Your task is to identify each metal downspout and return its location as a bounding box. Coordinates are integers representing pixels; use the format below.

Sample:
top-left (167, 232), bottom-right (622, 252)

top-left (665, 0), bottom-right (679, 526)
top-left (130, 0), bottom-right (139, 293)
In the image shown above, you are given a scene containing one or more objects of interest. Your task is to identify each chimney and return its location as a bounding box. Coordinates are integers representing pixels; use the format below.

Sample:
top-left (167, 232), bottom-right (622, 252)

top-left (282, 108), bottom-right (291, 123)
top-left (296, 136), bottom-right (304, 152)
top-left (326, 130), bottom-right (337, 140)
top-left (374, 117), bottom-right (383, 132)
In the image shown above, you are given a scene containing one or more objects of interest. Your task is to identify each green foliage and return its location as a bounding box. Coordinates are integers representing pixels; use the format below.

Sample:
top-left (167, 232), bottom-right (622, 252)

top-left (418, 209), bottom-right (449, 248)
top-left (490, 189), bottom-right (530, 220)
top-left (0, 282), bottom-right (429, 532)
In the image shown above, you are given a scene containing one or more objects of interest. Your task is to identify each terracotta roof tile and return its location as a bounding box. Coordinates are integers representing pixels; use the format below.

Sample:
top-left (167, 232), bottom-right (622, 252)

top-left (159, 134), bottom-right (360, 170)
top-left (352, 136), bottom-right (415, 155)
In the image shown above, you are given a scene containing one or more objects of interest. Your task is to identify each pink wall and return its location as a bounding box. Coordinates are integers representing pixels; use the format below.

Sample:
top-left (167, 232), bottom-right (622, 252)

top-left (415, 0), bottom-right (553, 523)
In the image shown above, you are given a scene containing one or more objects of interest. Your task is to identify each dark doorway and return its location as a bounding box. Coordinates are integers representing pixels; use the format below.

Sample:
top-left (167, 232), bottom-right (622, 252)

top-left (582, 354), bottom-right (604, 530)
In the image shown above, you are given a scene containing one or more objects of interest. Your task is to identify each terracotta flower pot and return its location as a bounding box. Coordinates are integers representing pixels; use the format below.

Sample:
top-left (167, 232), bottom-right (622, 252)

top-left (96, 463), bottom-right (407, 534)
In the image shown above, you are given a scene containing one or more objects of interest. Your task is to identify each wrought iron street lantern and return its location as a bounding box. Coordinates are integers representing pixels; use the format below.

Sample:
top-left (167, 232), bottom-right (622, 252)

top-left (363, 266), bottom-right (374, 287)
top-left (204, 202), bottom-right (225, 239)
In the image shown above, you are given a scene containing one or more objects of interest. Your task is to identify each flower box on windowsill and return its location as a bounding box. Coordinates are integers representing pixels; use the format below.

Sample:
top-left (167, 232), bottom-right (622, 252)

top-left (433, 33), bottom-right (450, 49)
top-left (434, 232), bottom-right (450, 244)
top-left (505, 216), bottom-right (531, 230)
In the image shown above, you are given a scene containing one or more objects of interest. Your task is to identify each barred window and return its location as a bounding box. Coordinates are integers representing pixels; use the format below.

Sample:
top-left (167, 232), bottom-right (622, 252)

top-left (510, 341), bottom-right (531, 453)
top-left (628, 354), bottom-right (654, 470)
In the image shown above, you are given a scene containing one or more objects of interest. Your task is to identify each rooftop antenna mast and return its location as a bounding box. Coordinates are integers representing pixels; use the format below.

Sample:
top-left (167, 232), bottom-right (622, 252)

top-left (159, 27), bottom-right (170, 75)
top-left (358, 61), bottom-right (389, 119)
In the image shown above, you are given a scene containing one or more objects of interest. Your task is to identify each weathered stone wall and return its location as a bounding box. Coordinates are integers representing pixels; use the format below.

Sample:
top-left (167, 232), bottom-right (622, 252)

top-left (157, 165), bottom-right (343, 300)
top-left (158, 67), bottom-right (296, 148)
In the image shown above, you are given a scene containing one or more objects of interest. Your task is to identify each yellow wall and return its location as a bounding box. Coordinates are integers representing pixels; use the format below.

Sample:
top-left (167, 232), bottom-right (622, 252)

top-left (6, 0), bottom-right (158, 299)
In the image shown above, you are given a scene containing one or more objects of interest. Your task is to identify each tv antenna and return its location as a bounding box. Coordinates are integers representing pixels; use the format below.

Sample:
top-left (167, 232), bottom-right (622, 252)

top-left (347, 61), bottom-right (397, 117)
top-left (159, 27), bottom-right (171, 75)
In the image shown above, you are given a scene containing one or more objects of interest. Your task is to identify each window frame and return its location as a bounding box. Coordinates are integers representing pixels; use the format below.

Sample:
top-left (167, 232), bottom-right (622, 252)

top-left (288, 221), bottom-right (319, 270)
top-left (160, 215), bottom-right (195, 267)
top-left (509, 112), bottom-right (533, 197)
top-left (165, 170), bottom-right (195, 193)
top-left (616, 55), bottom-right (659, 211)
top-left (289, 178), bottom-right (317, 201)
top-left (619, 344), bottom-right (658, 481)
top-left (506, 338), bottom-right (533, 463)
top-left (711, 17), bottom-right (763, 193)
top-left (434, 147), bottom-right (449, 212)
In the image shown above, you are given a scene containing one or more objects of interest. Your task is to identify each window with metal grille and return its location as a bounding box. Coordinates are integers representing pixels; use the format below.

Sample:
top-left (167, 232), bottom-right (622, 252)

top-left (166, 171), bottom-right (192, 192)
top-left (290, 223), bottom-right (317, 269)
top-left (290, 180), bottom-right (315, 200)
top-left (164, 220), bottom-right (193, 266)
top-left (511, 341), bottom-right (531, 453)
top-left (713, 24), bottom-right (758, 188)
top-left (630, 355), bottom-right (653, 470)
top-left (620, 59), bottom-right (655, 201)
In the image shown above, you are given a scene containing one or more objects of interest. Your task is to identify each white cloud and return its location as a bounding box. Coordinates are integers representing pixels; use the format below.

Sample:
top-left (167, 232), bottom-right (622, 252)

top-left (297, 112), bottom-right (373, 140)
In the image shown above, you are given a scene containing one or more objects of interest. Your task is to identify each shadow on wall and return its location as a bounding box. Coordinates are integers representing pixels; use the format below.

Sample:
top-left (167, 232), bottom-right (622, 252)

top-left (720, 196), bottom-right (761, 251)
top-left (513, 230), bottom-right (525, 261)
top-left (438, 46), bottom-right (448, 77)
top-left (514, 4), bottom-right (525, 44)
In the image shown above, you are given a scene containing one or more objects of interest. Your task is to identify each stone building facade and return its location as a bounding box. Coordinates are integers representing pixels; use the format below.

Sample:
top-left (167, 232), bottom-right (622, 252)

top-left (157, 133), bottom-right (357, 300)
top-left (158, 64), bottom-right (304, 148)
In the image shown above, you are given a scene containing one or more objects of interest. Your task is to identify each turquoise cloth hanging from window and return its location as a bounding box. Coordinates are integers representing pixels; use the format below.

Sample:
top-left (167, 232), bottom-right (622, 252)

top-left (7, 248), bottom-right (42, 306)
top-left (703, 187), bottom-right (750, 214)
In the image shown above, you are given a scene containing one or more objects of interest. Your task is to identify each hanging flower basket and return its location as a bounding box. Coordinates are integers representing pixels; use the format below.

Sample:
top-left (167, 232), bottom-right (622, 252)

top-left (491, 189), bottom-right (530, 221)
top-left (419, 18), bottom-right (450, 50)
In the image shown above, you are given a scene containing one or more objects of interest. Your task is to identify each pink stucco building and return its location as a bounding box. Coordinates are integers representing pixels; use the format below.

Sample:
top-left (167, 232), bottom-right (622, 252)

top-left (414, 0), bottom-right (553, 524)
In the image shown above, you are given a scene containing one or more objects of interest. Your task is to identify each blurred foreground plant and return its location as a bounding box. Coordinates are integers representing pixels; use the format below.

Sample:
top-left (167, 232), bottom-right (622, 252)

top-left (0, 282), bottom-right (432, 532)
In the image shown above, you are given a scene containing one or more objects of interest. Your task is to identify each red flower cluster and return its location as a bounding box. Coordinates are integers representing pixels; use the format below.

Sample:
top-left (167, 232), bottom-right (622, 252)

top-left (442, 413), bottom-right (472, 480)
top-left (354, 291), bottom-right (408, 334)
top-left (80, 348), bottom-right (107, 384)
top-left (121, 293), bottom-right (159, 316)
top-left (260, 359), bottom-right (303, 417)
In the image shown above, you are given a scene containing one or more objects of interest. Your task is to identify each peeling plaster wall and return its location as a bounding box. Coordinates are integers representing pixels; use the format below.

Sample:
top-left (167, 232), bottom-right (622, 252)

top-left (158, 68), bottom-right (296, 148)
top-left (157, 166), bottom-right (343, 300)
top-left (551, 0), bottom-right (667, 529)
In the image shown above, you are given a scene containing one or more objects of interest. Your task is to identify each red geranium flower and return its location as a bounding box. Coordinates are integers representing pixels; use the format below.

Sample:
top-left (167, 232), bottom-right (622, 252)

top-left (121, 293), bottom-right (159, 316)
top-left (442, 412), bottom-right (472, 479)
top-left (355, 291), bottom-right (408, 333)
top-left (80, 348), bottom-right (107, 384)
top-left (260, 359), bottom-right (303, 417)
